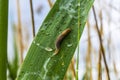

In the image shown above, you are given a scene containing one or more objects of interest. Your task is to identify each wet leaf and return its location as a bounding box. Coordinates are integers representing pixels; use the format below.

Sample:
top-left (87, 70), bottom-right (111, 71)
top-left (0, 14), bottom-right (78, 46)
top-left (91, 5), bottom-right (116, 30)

top-left (16, 0), bottom-right (94, 80)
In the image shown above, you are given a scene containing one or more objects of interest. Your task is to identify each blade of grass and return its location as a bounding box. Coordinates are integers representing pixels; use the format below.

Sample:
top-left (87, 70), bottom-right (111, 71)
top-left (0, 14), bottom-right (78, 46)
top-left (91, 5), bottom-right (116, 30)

top-left (98, 47), bottom-right (102, 80)
top-left (48, 0), bottom-right (53, 8)
top-left (30, 0), bottom-right (35, 37)
top-left (0, 0), bottom-right (9, 80)
top-left (98, 11), bottom-right (103, 80)
top-left (92, 6), bottom-right (110, 80)
top-left (85, 21), bottom-right (93, 80)
top-left (8, 25), bottom-right (19, 80)
top-left (76, 0), bottom-right (80, 79)
top-left (16, 0), bottom-right (24, 64)
top-left (16, 0), bottom-right (94, 80)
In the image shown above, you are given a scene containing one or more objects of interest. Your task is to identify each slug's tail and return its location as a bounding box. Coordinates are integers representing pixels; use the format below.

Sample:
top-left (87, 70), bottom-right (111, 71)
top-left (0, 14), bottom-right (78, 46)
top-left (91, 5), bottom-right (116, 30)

top-left (54, 49), bottom-right (59, 55)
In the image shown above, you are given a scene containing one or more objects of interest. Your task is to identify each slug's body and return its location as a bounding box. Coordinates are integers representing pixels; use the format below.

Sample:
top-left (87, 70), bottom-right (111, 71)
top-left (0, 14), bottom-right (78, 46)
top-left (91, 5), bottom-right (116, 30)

top-left (55, 28), bottom-right (71, 55)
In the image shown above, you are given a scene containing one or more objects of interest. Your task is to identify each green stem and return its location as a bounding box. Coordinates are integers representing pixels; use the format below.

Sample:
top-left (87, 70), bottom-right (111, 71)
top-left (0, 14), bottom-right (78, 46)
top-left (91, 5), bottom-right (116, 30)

top-left (0, 0), bottom-right (9, 80)
top-left (76, 0), bottom-right (80, 80)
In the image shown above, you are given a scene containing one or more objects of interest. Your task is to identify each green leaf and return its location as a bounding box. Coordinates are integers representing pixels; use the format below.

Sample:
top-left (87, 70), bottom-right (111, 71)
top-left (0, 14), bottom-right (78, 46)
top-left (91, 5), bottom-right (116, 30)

top-left (8, 25), bottom-right (19, 80)
top-left (0, 0), bottom-right (9, 80)
top-left (16, 0), bottom-right (94, 80)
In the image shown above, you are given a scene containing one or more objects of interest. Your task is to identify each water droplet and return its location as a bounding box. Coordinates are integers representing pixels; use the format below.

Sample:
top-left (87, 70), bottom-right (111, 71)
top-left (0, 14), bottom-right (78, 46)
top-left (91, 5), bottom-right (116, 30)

top-left (67, 43), bottom-right (73, 47)
top-left (36, 43), bottom-right (40, 46)
top-left (60, 55), bottom-right (64, 59)
top-left (69, 8), bottom-right (76, 14)
top-left (69, 15), bottom-right (73, 18)
top-left (62, 69), bottom-right (64, 71)
top-left (45, 47), bottom-right (53, 52)
top-left (54, 60), bottom-right (57, 62)
top-left (62, 62), bottom-right (64, 66)
top-left (33, 41), bottom-right (36, 44)
top-left (53, 75), bottom-right (60, 80)
top-left (73, 35), bottom-right (76, 38)
top-left (78, 3), bottom-right (80, 7)
top-left (46, 33), bottom-right (50, 36)
top-left (43, 57), bottom-right (51, 79)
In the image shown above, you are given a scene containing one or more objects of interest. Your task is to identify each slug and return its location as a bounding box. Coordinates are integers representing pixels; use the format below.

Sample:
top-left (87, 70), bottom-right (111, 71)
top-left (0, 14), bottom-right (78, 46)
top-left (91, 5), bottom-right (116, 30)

top-left (54, 28), bottom-right (71, 55)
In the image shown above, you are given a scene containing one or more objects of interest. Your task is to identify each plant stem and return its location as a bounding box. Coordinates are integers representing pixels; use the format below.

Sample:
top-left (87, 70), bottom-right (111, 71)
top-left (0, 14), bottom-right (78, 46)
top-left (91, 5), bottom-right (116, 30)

top-left (76, 0), bottom-right (80, 80)
top-left (16, 0), bottom-right (23, 64)
top-left (30, 0), bottom-right (35, 37)
top-left (0, 0), bottom-right (8, 79)
top-left (48, 0), bottom-right (53, 8)
top-left (98, 48), bottom-right (102, 80)
top-left (86, 21), bottom-right (93, 80)
top-left (92, 6), bottom-right (110, 80)
top-left (98, 11), bottom-right (103, 80)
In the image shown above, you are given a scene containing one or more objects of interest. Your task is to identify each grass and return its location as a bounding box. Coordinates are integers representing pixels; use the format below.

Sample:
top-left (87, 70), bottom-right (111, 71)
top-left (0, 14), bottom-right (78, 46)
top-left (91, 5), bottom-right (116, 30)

top-left (0, 0), bottom-right (9, 80)
top-left (16, 0), bottom-right (94, 80)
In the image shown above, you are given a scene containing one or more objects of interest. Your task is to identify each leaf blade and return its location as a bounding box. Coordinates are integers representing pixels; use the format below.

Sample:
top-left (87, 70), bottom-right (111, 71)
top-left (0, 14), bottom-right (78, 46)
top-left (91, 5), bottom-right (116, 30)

top-left (16, 0), bottom-right (94, 80)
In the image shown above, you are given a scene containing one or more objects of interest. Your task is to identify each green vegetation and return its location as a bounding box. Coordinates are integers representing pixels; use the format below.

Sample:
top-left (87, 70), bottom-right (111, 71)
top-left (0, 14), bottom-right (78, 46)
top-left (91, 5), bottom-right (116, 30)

top-left (16, 0), bottom-right (94, 80)
top-left (0, 0), bottom-right (9, 80)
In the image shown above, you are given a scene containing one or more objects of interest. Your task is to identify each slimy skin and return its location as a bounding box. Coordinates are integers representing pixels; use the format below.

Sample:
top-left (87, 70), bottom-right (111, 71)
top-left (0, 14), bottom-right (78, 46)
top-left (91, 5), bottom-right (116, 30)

top-left (54, 28), bottom-right (71, 55)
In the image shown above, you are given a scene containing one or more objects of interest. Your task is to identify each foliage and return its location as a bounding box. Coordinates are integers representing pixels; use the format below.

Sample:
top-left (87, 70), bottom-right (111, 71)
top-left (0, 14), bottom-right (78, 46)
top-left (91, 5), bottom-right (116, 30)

top-left (0, 0), bottom-right (9, 80)
top-left (15, 0), bottom-right (94, 79)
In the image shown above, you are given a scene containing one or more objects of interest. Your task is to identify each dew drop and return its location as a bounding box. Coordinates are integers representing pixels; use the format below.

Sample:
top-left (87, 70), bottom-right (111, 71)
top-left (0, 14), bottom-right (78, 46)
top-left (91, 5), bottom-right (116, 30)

top-left (62, 62), bottom-right (64, 66)
top-left (67, 43), bottom-right (73, 47)
top-left (36, 43), bottom-right (40, 46)
top-left (46, 33), bottom-right (50, 36)
top-left (33, 41), bottom-right (36, 44)
top-left (45, 47), bottom-right (53, 52)
top-left (69, 15), bottom-right (73, 18)
top-left (73, 35), bottom-right (76, 38)
top-left (78, 3), bottom-right (80, 7)
top-left (62, 69), bottom-right (64, 71)
top-left (54, 60), bottom-right (57, 62)
top-left (53, 75), bottom-right (60, 80)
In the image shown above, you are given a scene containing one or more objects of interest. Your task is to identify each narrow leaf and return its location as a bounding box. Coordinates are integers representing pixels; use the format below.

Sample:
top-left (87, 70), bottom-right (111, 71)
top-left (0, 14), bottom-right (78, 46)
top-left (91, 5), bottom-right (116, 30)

top-left (0, 0), bottom-right (9, 80)
top-left (16, 0), bottom-right (94, 80)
